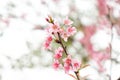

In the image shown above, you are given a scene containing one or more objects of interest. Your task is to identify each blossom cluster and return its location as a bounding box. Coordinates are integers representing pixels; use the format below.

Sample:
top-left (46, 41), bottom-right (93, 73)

top-left (43, 0), bottom-right (119, 78)
top-left (44, 16), bottom-right (81, 75)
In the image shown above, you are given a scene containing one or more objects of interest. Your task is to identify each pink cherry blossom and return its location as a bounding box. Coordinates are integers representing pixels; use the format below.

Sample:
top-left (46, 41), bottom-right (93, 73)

top-left (61, 26), bottom-right (76, 42)
top-left (47, 35), bottom-right (53, 42)
top-left (63, 55), bottom-right (72, 65)
top-left (72, 59), bottom-right (81, 71)
top-left (43, 35), bottom-right (53, 49)
top-left (57, 47), bottom-right (64, 53)
top-left (64, 63), bottom-right (71, 73)
top-left (97, 0), bottom-right (108, 15)
top-left (53, 60), bottom-right (60, 70)
top-left (54, 53), bottom-right (62, 59)
top-left (66, 26), bottom-right (77, 36)
top-left (48, 23), bottom-right (60, 34)
top-left (61, 32), bottom-right (69, 42)
top-left (44, 41), bottom-right (50, 50)
top-left (64, 17), bottom-right (73, 25)
top-left (54, 47), bottom-right (63, 59)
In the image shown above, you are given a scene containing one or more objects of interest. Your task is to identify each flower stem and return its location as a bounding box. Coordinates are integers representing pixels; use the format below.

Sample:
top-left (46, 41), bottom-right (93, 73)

top-left (75, 71), bottom-right (80, 80)
top-left (57, 32), bottom-right (68, 56)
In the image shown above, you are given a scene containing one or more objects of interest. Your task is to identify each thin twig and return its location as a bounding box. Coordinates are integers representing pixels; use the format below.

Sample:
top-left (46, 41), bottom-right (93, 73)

top-left (57, 32), bottom-right (68, 56)
top-left (75, 71), bottom-right (80, 80)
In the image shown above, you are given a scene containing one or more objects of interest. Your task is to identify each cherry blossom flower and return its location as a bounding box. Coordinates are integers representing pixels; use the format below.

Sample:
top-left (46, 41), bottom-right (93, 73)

top-left (61, 32), bottom-right (69, 42)
top-left (64, 17), bottom-right (73, 25)
top-left (72, 59), bottom-right (81, 71)
top-left (45, 16), bottom-right (83, 79)
top-left (63, 55), bottom-right (72, 65)
top-left (44, 35), bottom-right (53, 50)
top-left (66, 26), bottom-right (77, 36)
top-left (53, 60), bottom-right (60, 70)
top-left (44, 41), bottom-right (50, 50)
top-left (56, 47), bottom-right (64, 53)
top-left (54, 47), bottom-right (63, 59)
top-left (97, 0), bottom-right (108, 15)
top-left (47, 35), bottom-right (53, 41)
top-left (47, 23), bottom-right (60, 34)
top-left (64, 63), bottom-right (71, 73)
top-left (54, 53), bottom-right (62, 59)
top-left (61, 26), bottom-right (76, 42)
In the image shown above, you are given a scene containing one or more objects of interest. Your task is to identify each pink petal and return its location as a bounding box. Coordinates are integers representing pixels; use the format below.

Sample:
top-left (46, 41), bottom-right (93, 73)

top-left (97, 0), bottom-right (108, 15)
top-left (67, 26), bottom-right (77, 36)
top-left (64, 63), bottom-right (71, 73)
top-left (63, 55), bottom-right (72, 65)
top-left (72, 59), bottom-right (81, 71)
top-left (54, 52), bottom-right (62, 59)
top-left (64, 17), bottom-right (73, 25)
top-left (53, 60), bottom-right (60, 70)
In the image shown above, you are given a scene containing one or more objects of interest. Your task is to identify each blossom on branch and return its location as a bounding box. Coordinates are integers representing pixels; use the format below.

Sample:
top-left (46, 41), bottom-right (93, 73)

top-left (44, 35), bottom-right (53, 50)
top-left (54, 47), bottom-right (63, 59)
top-left (53, 60), bottom-right (60, 70)
top-left (64, 17), bottom-right (73, 25)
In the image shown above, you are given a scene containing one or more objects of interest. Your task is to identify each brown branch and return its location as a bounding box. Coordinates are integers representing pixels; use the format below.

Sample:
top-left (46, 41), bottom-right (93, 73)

top-left (57, 32), bottom-right (68, 56)
top-left (75, 71), bottom-right (80, 80)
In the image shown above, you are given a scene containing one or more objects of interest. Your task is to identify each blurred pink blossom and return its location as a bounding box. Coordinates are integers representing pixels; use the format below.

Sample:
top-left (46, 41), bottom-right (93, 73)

top-left (44, 35), bottom-right (53, 50)
top-left (97, 0), bottom-right (108, 15)
top-left (66, 26), bottom-right (77, 36)
top-left (64, 17), bottom-right (73, 25)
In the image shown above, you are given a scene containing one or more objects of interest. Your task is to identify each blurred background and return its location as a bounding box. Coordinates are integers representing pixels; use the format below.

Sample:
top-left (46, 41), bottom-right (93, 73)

top-left (0, 0), bottom-right (120, 80)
